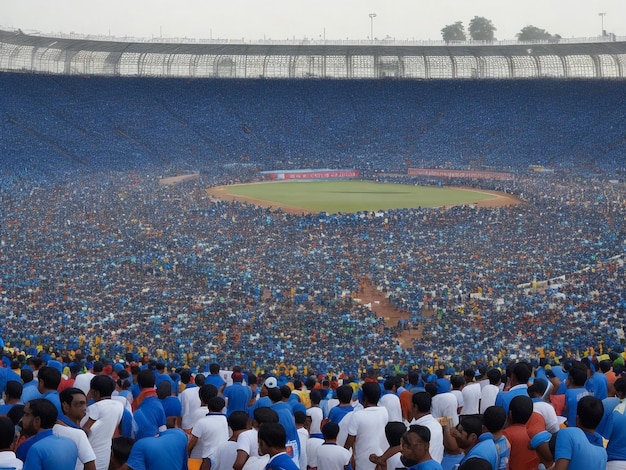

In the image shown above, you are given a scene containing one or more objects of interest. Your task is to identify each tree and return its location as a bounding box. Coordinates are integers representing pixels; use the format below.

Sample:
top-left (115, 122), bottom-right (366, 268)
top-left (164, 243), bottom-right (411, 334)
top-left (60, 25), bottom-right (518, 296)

top-left (468, 16), bottom-right (496, 41)
top-left (441, 21), bottom-right (466, 43)
top-left (517, 25), bottom-right (559, 42)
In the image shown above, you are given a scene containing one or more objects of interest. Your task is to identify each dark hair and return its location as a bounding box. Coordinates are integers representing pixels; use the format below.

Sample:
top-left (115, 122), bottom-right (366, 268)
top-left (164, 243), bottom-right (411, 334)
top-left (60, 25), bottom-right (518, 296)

top-left (411, 391), bottom-right (432, 413)
top-left (509, 395), bottom-right (534, 424)
top-left (336, 385), bottom-right (353, 404)
top-left (279, 385), bottom-right (292, 400)
top-left (248, 374), bottom-right (258, 386)
top-left (451, 375), bottom-right (465, 389)
top-left (258, 422), bottom-right (286, 449)
top-left (21, 368), bottom-right (34, 384)
top-left (577, 396), bottom-right (604, 429)
top-left (37, 366), bottom-right (61, 390)
top-left (322, 421), bottom-right (340, 440)
top-left (253, 407), bottom-right (279, 425)
top-left (198, 384), bottom-right (218, 404)
top-left (228, 411), bottom-right (249, 431)
top-left (59, 387), bottom-right (86, 407)
top-left (424, 382), bottom-right (438, 397)
top-left (180, 369), bottom-right (192, 384)
top-left (487, 369), bottom-right (502, 385)
top-left (194, 374), bottom-right (206, 386)
top-left (459, 457), bottom-right (492, 470)
top-left (614, 377), bottom-right (626, 396)
top-left (208, 396), bottom-right (226, 413)
top-left (512, 362), bottom-right (532, 384)
top-left (137, 369), bottom-right (156, 389)
top-left (294, 410), bottom-right (307, 425)
top-left (361, 382), bottom-right (381, 404)
top-left (483, 406), bottom-right (506, 433)
top-left (407, 424), bottom-right (431, 443)
top-left (459, 415), bottom-right (483, 438)
top-left (385, 421), bottom-right (408, 447)
top-left (156, 381), bottom-right (172, 399)
top-left (92, 361), bottom-right (104, 373)
top-left (209, 363), bottom-right (220, 374)
top-left (599, 360), bottom-right (612, 374)
top-left (27, 398), bottom-right (58, 429)
top-left (4, 381), bottom-right (22, 400)
top-left (407, 371), bottom-right (420, 386)
top-left (6, 405), bottom-right (24, 426)
top-left (0, 416), bottom-right (16, 450)
top-left (268, 386), bottom-right (283, 403)
top-left (568, 366), bottom-right (588, 387)
top-left (90, 375), bottom-right (116, 397)
top-left (310, 390), bottom-right (322, 405)
top-left (111, 436), bottom-right (135, 465)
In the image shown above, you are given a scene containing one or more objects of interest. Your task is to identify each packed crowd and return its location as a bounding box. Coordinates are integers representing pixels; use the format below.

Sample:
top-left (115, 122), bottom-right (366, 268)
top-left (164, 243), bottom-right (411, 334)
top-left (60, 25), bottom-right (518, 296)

top-left (0, 355), bottom-right (624, 469)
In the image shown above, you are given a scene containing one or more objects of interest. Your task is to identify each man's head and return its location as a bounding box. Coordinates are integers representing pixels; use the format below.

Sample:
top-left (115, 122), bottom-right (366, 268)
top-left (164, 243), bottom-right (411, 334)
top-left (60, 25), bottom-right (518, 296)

top-left (258, 422), bottom-right (286, 456)
top-left (0, 416), bottom-right (16, 451)
top-left (90, 374), bottom-right (116, 399)
top-left (198, 384), bottom-right (218, 405)
top-left (576, 396), bottom-right (604, 430)
top-left (156, 381), bottom-right (172, 399)
top-left (21, 399), bottom-right (58, 436)
top-left (268, 386), bottom-right (283, 404)
top-left (110, 436), bottom-right (135, 469)
top-left (228, 411), bottom-right (251, 432)
top-left (483, 406), bottom-right (506, 433)
top-left (400, 424), bottom-right (431, 466)
top-left (37, 366), bottom-right (61, 392)
top-left (361, 382), bottom-right (381, 406)
top-left (508, 395), bottom-right (534, 425)
top-left (411, 392), bottom-right (432, 415)
top-left (453, 415), bottom-right (483, 451)
top-left (322, 422), bottom-right (340, 441)
top-left (252, 407), bottom-right (279, 429)
top-left (137, 369), bottom-right (156, 389)
top-left (336, 385), bottom-right (353, 404)
top-left (209, 363), bottom-right (220, 375)
top-left (208, 396), bottom-right (226, 413)
top-left (60, 387), bottom-right (88, 423)
top-left (3, 381), bottom-right (22, 403)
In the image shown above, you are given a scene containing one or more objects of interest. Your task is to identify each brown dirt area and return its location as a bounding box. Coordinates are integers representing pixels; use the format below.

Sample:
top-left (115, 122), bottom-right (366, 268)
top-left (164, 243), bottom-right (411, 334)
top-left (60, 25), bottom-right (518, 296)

top-left (205, 181), bottom-right (522, 347)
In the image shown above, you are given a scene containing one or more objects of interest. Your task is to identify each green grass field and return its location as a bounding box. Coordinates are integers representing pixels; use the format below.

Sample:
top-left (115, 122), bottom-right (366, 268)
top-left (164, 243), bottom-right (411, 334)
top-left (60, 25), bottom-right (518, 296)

top-left (224, 180), bottom-right (494, 212)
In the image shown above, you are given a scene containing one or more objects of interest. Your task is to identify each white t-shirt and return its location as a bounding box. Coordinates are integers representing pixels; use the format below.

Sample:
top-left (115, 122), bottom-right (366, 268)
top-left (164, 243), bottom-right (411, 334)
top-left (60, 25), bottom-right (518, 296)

top-left (533, 402), bottom-right (560, 433)
top-left (379, 393), bottom-right (403, 423)
top-left (73, 372), bottom-right (95, 396)
top-left (179, 386), bottom-right (202, 430)
top-left (460, 382), bottom-right (482, 415)
top-left (53, 423), bottom-right (97, 470)
top-left (479, 384), bottom-right (500, 414)
top-left (0, 450), bottom-right (23, 470)
top-left (237, 428), bottom-right (260, 460)
top-left (191, 413), bottom-right (230, 460)
top-left (347, 406), bottom-right (389, 470)
top-left (316, 443), bottom-right (352, 470)
top-left (307, 406), bottom-right (324, 435)
top-left (297, 427), bottom-right (309, 470)
top-left (84, 398), bottom-right (124, 470)
top-left (306, 437), bottom-right (325, 468)
top-left (431, 392), bottom-right (459, 427)
top-left (213, 440), bottom-right (238, 470)
top-left (410, 414), bottom-right (444, 463)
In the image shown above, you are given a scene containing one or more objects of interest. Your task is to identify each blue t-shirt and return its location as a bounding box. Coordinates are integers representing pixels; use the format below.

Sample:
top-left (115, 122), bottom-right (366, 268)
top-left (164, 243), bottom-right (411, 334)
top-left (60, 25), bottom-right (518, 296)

top-left (408, 459), bottom-right (443, 469)
top-left (460, 433), bottom-right (499, 470)
top-left (585, 373), bottom-right (609, 400)
top-left (603, 400), bottom-right (626, 461)
top-left (328, 405), bottom-right (354, 424)
top-left (564, 388), bottom-right (591, 426)
top-left (161, 396), bottom-right (182, 418)
top-left (223, 383), bottom-right (252, 416)
top-left (133, 396), bottom-right (166, 440)
top-left (266, 452), bottom-right (300, 470)
top-left (125, 428), bottom-right (189, 470)
top-left (20, 430), bottom-right (78, 470)
top-left (554, 427), bottom-right (607, 469)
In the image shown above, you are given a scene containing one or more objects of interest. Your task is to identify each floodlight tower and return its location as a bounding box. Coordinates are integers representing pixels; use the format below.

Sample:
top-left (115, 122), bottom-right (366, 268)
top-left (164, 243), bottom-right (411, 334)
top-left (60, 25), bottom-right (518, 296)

top-left (599, 12), bottom-right (606, 38)
top-left (369, 13), bottom-right (377, 42)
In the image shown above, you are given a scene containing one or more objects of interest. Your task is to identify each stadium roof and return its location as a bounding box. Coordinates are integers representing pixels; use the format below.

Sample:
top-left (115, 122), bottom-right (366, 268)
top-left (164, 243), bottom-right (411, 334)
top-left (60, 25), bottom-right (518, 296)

top-left (2, 28), bottom-right (626, 79)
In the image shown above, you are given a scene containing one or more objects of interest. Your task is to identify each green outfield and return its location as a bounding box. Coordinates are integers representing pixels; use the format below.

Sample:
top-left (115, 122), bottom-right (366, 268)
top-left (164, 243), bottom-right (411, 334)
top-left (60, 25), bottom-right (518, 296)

top-left (223, 180), bottom-right (495, 212)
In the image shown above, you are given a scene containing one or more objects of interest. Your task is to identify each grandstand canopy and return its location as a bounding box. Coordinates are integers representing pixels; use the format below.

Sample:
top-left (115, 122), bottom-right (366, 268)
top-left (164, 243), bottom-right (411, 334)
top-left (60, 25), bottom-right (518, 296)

top-left (2, 28), bottom-right (626, 79)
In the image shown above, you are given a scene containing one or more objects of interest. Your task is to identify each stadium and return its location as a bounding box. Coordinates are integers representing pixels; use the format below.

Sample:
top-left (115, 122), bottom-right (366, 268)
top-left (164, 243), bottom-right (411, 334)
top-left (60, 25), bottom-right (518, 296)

top-left (1, 27), bottom-right (626, 376)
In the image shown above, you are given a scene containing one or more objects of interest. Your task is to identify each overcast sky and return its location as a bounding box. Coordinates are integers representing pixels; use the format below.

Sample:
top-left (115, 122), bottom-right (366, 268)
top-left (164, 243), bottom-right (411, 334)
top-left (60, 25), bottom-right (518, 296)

top-left (3, 0), bottom-right (623, 42)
